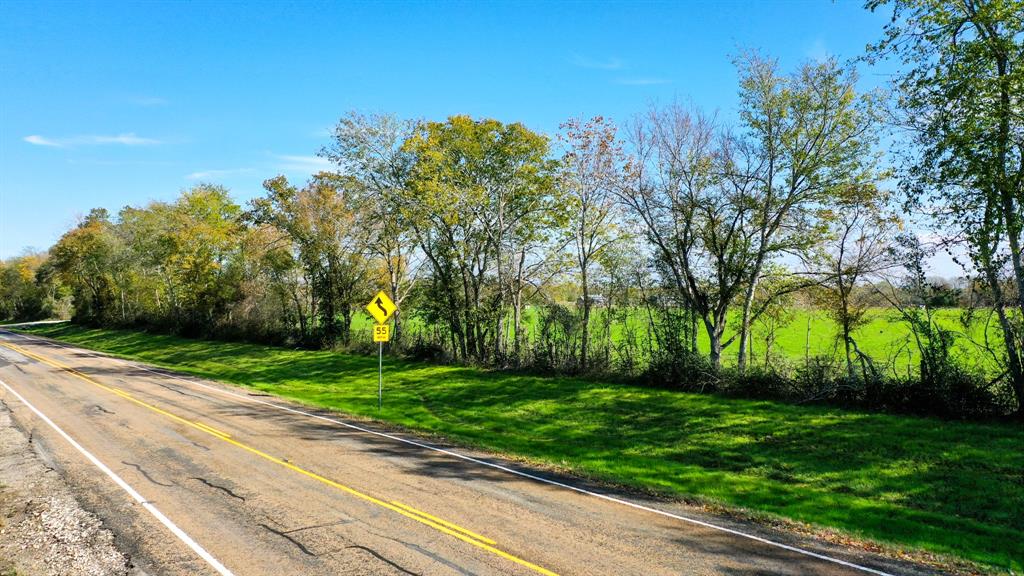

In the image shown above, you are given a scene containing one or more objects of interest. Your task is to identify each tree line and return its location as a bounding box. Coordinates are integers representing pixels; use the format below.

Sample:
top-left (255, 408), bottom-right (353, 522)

top-left (2, 0), bottom-right (1021, 418)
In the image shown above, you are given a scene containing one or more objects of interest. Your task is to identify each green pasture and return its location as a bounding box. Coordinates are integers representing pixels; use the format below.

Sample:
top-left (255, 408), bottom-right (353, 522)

top-left (353, 306), bottom-right (1003, 374)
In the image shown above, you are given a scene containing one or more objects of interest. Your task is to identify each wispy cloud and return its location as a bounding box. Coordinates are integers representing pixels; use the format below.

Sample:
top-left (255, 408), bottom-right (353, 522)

top-left (91, 134), bottom-right (161, 145)
top-left (274, 154), bottom-right (333, 173)
top-left (570, 54), bottom-right (625, 70)
top-left (614, 77), bottom-right (670, 86)
top-left (23, 135), bottom-right (61, 147)
top-left (185, 168), bottom-right (255, 180)
top-left (23, 133), bottom-right (162, 148)
top-left (570, 55), bottom-right (671, 88)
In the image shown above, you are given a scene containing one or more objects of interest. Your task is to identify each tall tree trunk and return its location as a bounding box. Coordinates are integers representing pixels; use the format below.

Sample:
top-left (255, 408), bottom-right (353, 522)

top-left (471, 275), bottom-right (484, 361)
top-left (512, 248), bottom-right (527, 365)
top-left (322, 270), bottom-right (337, 347)
top-left (389, 267), bottom-right (402, 347)
top-left (460, 267), bottom-right (475, 361)
top-left (995, 54), bottom-right (1024, 317)
top-left (993, 54), bottom-right (1024, 417)
top-left (689, 307), bottom-right (698, 353)
top-left (495, 315), bottom-right (505, 364)
top-left (705, 316), bottom-right (723, 370)
top-left (341, 307), bottom-right (352, 346)
top-left (840, 283), bottom-right (855, 380)
top-left (292, 287), bottom-right (307, 343)
top-left (990, 287), bottom-right (1024, 418)
top-left (737, 260), bottom-right (763, 374)
top-left (580, 266), bottom-right (590, 372)
top-left (392, 309), bottom-right (402, 347)
top-left (512, 292), bottom-right (523, 365)
top-left (979, 226), bottom-right (1024, 418)
top-left (843, 322), bottom-right (854, 381)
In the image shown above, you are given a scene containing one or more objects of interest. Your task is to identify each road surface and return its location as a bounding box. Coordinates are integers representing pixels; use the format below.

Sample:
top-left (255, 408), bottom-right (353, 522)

top-left (0, 330), bottom-right (937, 576)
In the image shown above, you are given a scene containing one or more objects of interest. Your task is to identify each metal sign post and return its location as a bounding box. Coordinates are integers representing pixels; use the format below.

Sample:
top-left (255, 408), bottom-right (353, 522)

top-left (366, 293), bottom-right (395, 410)
top-left (372, 323), bottom-right (390, 409)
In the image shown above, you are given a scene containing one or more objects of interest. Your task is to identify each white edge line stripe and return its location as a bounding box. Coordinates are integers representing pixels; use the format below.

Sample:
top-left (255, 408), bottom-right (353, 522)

top-left (0, 376), bottom-right (235, 576)
top-left (3, 330), bottom-right (896, 576)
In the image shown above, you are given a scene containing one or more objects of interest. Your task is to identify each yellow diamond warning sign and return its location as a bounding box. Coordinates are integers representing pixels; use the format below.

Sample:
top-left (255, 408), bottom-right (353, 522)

top-left (365, 291), bottom-right (397, 324)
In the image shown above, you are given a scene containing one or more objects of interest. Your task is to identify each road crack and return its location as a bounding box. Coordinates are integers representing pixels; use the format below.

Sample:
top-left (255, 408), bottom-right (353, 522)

top-left (374, 529), bottom-right (477, 576)
top-left (346, 545), bottom-right (421, 576)
top-left (120, 461), bottom-right (174, 487)
top-left (286, 518), bottom-right (353, 533)
top-left (149, 380), bottom-right (207, 400)
top-left (188, 477), bottom-right (245, 501)
top-left (258, 523), bottom-right (316, 557)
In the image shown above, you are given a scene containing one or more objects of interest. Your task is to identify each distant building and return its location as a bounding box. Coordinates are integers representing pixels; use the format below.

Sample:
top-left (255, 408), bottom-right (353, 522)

top-left (576, 294), bottom-right (607, 308)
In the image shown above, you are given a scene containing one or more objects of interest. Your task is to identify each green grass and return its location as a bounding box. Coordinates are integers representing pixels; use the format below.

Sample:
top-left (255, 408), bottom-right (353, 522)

top-left (17, 323), bottom-right (1024, 573)
top-left (353, 306), bottom-right (1004, 374)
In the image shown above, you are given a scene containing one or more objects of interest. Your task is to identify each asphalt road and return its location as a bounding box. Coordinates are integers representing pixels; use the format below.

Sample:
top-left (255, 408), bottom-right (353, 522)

top-left (0, 330), bottom-right (939, 576)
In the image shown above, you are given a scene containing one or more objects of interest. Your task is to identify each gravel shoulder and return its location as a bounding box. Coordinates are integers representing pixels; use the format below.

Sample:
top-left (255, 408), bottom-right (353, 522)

top-left (0, 398), bottom-right (134, 576)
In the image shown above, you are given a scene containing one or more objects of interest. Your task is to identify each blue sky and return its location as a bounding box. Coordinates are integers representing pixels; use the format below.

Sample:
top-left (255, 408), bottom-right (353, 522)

top-left (1, 0), bottom-right (896, 260)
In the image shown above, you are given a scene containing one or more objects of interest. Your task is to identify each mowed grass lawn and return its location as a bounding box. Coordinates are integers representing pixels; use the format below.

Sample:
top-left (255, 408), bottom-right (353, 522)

top-left (15, 323), bottom-right (1024, 573)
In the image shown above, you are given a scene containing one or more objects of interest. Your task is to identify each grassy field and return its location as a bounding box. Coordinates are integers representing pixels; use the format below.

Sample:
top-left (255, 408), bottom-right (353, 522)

top-left (14, 323), bottom-right (1024, 573)
top-left (354, 306), bottom-right (1002, 374)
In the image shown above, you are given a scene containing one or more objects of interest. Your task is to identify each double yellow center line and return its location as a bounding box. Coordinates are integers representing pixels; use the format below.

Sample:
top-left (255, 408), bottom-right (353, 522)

top-left (0, 341), bottom-right (558, 576)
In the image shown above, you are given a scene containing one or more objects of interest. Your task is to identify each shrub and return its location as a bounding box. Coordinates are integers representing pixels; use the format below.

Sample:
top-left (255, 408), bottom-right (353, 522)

top-left (642, 347), bottom-right (717, 392)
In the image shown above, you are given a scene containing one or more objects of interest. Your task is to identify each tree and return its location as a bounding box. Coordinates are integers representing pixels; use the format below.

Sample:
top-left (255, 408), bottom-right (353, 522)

top-left (50, 208), bottom-right (119, 324)
top-left (750, 268), bottom-right (798, 369)
top-left (118, 201), bottom-right (177, 323)
top-left (732, 52), bottom-right (884, 373)
top-left (162, 185), bottom-right (245, 333)
top-left (620, 103), bottom-right (756, 368)
top-left (0, 252), bottom-right (52, 321)
top-left (865, 0), bottom-right (1024, 415)
top-left (876, 235), bottom-right (967, 406)
top-left (506, 213), bottom-right (568, 364)
top-left (321, 112), bottom-right (422, 346)
top-left (401, 115), bottom-right (555, 362)
top-left (230, 223), bottom-right (303, 343)
top-left (249, 173), bottom-right (370, 347)
top-left (559, 116), bottom-right (625, 372)
top-left (816, 188), bottom-right (898, 379)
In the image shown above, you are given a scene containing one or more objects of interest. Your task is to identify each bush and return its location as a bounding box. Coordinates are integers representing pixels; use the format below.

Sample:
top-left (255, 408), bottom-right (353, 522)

top-left (526, 304), bottom-right (582, 374)
top-left (642, 347), bottom-right (717, 392)
top-left (403, 336), bottom-right (449, 363)
top-left (873, 367), bottom-right (1008, 419)
top-left (722, 365), bottom-right (793, 400)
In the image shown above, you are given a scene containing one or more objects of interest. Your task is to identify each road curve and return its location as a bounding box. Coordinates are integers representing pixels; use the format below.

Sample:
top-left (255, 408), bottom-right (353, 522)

top-left (0, 330), bottom-right (939, 576)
